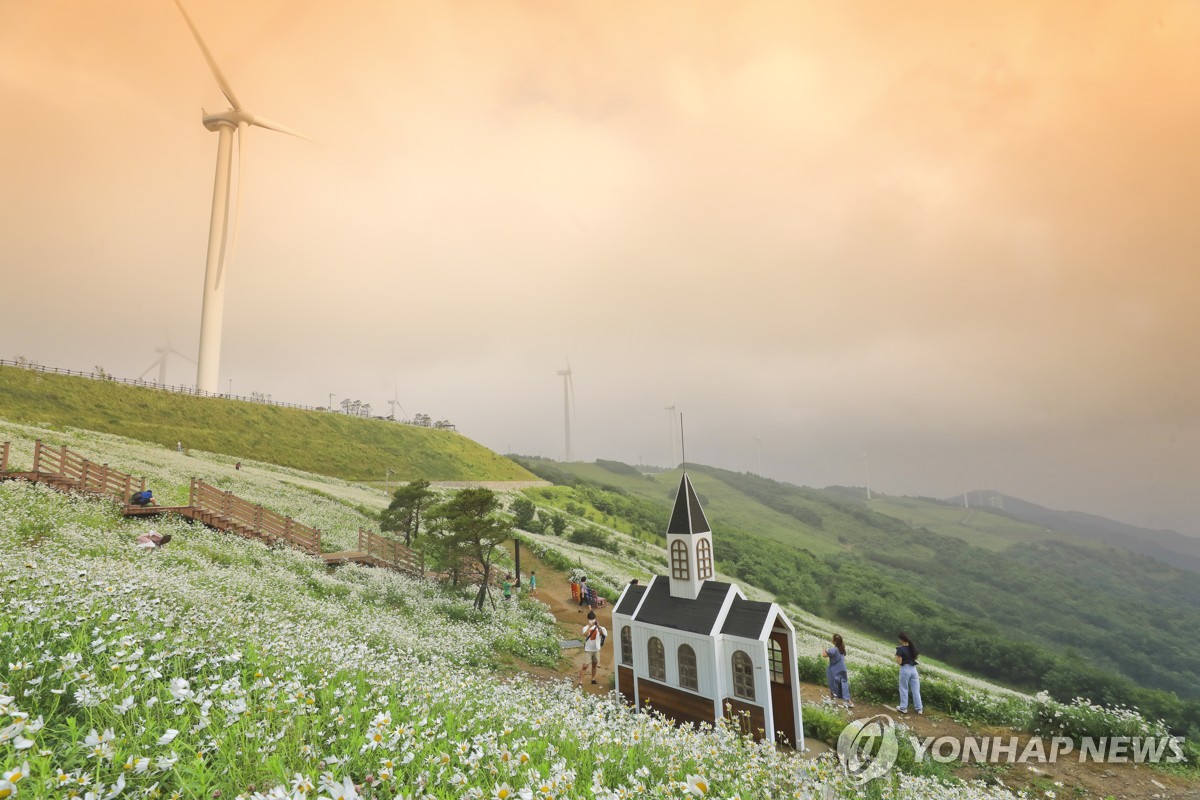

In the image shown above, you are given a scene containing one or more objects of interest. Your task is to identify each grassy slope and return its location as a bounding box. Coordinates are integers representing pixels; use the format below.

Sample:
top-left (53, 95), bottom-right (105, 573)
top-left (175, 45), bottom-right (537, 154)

top-left (1, 431), bottom-right (1055, 799)
top-left (541, 459), bottom-right (1200, 706)
top-left (0, 365), bottom-right (534, 482)
top-left (865, 495), bottom-right (1093, 552)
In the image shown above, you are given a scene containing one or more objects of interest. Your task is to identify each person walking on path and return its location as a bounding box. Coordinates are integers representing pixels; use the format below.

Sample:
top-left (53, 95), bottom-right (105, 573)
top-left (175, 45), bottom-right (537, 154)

top-left (578, 610), bottom-right (607, 687)
top-left (895, 631), bottom-right (923, 715)
top-left (528, 570), bottom-right (538, 597)
top-left (577, 576), bottom-right (589, 611)
top-left (821, 633), bottom-right (852, 708)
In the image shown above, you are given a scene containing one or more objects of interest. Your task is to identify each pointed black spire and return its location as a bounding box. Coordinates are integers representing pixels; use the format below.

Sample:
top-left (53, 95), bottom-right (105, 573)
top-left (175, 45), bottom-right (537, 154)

top-left (667, 473), bottom-right (711, 535)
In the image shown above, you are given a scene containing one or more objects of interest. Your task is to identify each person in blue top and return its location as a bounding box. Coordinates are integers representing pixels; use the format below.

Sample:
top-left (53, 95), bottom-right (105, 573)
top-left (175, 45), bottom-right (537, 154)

top-left (820, 634), bottom-right (852, 708)
top-left (894, 631), bottom-right (923, 715)
top-left (130, 490), bottom-right (156, 507)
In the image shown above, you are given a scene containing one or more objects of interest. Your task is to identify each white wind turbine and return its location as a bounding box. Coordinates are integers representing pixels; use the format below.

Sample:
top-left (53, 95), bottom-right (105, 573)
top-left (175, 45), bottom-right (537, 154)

top-left (173, 0), bottom-right (308, 393)
top-left (556, 364), bottom-right (576, 462)
top-left (387, 381), bottom-right (408, 422)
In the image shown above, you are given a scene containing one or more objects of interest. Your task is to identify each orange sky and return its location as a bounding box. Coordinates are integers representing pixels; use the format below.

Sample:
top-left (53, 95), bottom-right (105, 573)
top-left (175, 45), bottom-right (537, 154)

top-left (1, 0), bottom-right (1197, 533)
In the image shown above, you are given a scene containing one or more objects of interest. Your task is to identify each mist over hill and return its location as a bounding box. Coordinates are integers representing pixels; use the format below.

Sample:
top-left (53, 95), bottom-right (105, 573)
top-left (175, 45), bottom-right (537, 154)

top-left (950, 490), bottom-right (1200, 574)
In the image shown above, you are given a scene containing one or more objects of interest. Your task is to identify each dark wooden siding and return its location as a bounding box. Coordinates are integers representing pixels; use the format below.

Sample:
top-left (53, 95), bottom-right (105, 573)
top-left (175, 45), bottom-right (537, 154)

top-left (637, 677), bottom-right (715, 728)
top-left (769, 629), bottom-right (797, 747)
top-left (617, 665), bottom-right (635, 705)
top-left (723, 697), bottom-right (767, 740)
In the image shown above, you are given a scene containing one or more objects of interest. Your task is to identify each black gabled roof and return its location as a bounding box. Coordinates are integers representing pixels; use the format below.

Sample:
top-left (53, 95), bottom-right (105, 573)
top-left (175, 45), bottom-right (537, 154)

top-left (614, 583), bottom-right (647, 616)
top-left (720, 596), bottom-right (774, 639)
top-left (632, 576), bottom-right (735, 635)
top-left (667, 473), bottom-right (711, 536)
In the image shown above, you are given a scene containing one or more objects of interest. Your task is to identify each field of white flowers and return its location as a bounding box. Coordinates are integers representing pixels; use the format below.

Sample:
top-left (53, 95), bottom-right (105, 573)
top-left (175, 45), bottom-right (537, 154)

top-left (0, 420), bottom-right (1041, 799)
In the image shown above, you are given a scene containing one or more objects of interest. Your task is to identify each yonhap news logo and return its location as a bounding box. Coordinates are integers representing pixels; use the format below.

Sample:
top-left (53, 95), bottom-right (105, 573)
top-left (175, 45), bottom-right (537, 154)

top-left (836, 715), bottom-right (899, 785)
top-left (909, 735), bottom-right (1186, 765)
top-left (837, 725), bottom-right (1186, 785)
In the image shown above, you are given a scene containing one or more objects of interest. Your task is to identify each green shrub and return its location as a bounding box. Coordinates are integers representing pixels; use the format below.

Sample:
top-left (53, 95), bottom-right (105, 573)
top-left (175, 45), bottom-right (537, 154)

top-left (796, 655), bottom-right (826, 685)
top-left (800, 704), bottom-right (847, 745)
top-left (1032, 691), bottom-right (1171, 741)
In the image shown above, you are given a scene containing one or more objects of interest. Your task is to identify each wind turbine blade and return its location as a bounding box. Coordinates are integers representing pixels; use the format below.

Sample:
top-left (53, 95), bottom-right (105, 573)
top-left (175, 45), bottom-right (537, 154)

top-left (250, 115), bottom-right (313, 142)
top-left (568, 372), bottom-right (576, 419)
top-left (167, 347), bottom-right (197, 365)
top-left (173, 0), bottom-right (242, 110)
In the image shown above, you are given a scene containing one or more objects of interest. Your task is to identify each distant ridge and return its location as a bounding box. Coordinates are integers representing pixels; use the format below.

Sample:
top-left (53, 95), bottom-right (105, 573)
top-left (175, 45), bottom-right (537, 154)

top-left (950, 490), bottom-right (1200, 574)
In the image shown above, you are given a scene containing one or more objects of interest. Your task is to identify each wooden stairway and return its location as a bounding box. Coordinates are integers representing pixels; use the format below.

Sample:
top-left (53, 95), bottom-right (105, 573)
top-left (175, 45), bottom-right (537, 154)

top-left (1, 440), bottom-right (426, 576)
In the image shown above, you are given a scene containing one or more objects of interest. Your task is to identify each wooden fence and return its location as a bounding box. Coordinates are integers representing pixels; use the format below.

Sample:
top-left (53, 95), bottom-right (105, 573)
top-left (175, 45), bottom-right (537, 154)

top-left (356, 528), bottom-right (423, 575)
top-left (30, 439), bottom-right (147, 502)
top-left (1, 442), bottom-right (8, 473)
top-left (189, 478), bottom-right (321, 555)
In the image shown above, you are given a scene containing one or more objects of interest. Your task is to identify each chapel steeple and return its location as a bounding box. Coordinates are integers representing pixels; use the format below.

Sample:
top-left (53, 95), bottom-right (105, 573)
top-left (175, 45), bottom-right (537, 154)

top-left (666, 473), bottom-right (715, 599)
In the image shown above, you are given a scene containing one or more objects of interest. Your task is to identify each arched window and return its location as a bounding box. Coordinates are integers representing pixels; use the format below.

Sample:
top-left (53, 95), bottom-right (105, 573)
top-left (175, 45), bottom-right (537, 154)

top-left (768, 639), bottom-right (785, 684)
top-left (696, 538), bottom-right (713, 580)
top-left (671, 540), bottom-right (689, 580)
top-left (648, 637), bottom-right (666, 681)
top-left (678, 644), bottom-right (698, 691)
top-left (732, 650), bottom-right (755, 700)
top-left (621, 626), bottom-right (633, 666)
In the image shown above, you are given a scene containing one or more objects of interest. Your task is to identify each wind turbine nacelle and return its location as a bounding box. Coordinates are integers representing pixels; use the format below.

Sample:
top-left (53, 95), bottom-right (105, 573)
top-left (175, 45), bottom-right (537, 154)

top-left (202, 109), bottom-right (254, 131)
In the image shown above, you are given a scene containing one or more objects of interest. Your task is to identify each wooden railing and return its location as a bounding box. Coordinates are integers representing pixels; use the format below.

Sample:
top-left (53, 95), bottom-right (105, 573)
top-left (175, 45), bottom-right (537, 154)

top-left (190, 479), bottom-right (321, 555)
top-left (30, 439), bottom-right (147, 502)
top-left (357, 528), bottom-right (423, 575)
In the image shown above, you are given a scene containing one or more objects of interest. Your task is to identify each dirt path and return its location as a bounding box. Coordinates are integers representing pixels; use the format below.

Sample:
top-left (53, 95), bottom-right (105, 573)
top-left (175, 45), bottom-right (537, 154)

top-left (517, 550), bottom-right (614, 695)
top-left (515, 556), bottom-right (1198, 798)
top-left (797, 684), bottom-right (1199, 799)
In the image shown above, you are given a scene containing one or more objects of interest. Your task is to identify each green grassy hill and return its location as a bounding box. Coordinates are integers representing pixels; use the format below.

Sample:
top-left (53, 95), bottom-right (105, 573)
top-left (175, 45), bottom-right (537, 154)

top-left (513, 456), bottom-right (1200, 736)
top-left (0, 365), bottom-right (534, 482)
top-left (0, 422), bottom-right (1069, 799)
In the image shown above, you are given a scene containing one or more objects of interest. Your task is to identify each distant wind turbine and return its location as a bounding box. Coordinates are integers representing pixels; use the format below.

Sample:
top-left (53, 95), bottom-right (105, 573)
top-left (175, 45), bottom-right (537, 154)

top-left (556, 364), bottom-right (576, 462)
top-left (173, 0), bottom-right (309, 393)
top-left (139, 341), bottom-right (196, 386)
top-left (861, 452), bottom-right (872, 501)
top-left (387, 380), bottom-right (408, 422)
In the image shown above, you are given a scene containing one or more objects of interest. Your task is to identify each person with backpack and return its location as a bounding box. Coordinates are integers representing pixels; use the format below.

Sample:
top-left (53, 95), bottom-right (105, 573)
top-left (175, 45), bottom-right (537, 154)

top-left (130, 490), bottom-right (156, 507)
top-left (578, 610), bottom-right (608, 687)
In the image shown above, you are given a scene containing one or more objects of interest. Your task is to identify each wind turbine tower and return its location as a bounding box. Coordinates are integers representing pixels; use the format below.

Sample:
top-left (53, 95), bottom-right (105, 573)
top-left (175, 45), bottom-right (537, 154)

top-left (862, 452), bottom-right (872, 501)
top-left (173, 0), bottom-right (307, 393)
top-left (556, 365), bottom-right (575, 462)
top-left (665, 404), bottom-right (678, 467)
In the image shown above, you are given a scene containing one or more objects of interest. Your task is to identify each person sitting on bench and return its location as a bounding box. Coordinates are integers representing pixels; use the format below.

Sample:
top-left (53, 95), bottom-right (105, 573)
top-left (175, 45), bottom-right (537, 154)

top-left (130, 490), bottom-right (156, 507)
